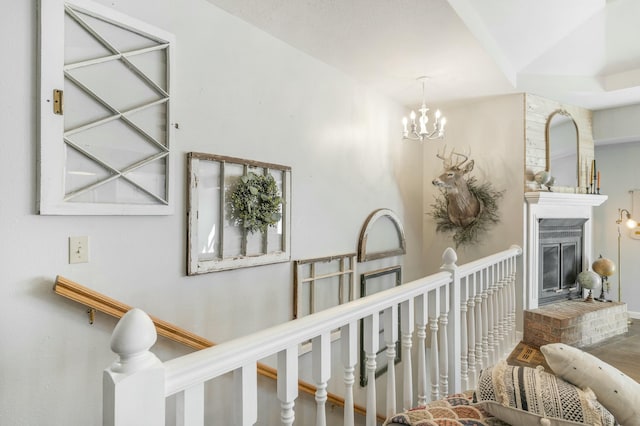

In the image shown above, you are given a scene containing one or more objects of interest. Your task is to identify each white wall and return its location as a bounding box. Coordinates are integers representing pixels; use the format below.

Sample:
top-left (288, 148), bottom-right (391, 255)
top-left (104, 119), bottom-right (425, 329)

top-left (593, 104), bottom-right (640, 145)
top-left (0, 0), bottom-right (424, 424)
top-left (592, 104), bottom-right (640, 316)
top-left (592, 141), bottom-right (640, 315)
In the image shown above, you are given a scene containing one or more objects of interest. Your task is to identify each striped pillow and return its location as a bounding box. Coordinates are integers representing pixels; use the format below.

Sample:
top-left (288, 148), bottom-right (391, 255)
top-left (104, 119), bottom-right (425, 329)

top-left (474, 361), bottom-right (616, 425)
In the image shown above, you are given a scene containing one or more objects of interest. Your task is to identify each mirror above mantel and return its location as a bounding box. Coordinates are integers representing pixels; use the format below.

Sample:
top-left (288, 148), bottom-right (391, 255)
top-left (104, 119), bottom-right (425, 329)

top-left (546, 109), bottom-right (579, 190)
top-left (525, 94), bottom-right (595, 194)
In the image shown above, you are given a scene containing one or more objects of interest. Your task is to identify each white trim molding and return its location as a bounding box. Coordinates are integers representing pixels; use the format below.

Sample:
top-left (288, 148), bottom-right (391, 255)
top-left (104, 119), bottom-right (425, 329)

top-left (524, 192), bottom-right (607, 310)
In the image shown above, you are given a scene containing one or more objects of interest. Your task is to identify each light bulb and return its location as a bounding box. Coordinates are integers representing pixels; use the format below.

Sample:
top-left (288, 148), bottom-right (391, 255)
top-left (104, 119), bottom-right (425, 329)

top-left (626, 218), bottom-right (637, 229)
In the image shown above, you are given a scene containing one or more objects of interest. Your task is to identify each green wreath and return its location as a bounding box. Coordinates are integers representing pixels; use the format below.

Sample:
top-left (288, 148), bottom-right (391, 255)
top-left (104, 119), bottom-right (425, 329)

top-left (229, 172), bottom-right (283, 234)
top-left (428, 176), bottom-right (504, 248)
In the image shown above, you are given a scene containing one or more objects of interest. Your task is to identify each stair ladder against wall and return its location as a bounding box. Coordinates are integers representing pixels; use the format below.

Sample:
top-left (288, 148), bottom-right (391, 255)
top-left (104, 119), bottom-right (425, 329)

top-left (57, 245), bottom-right (522, 426)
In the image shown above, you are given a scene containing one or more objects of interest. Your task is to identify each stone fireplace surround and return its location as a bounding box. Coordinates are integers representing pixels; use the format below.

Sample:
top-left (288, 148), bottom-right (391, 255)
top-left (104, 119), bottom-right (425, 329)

top-left (524, 192), bottom-right (607, 310)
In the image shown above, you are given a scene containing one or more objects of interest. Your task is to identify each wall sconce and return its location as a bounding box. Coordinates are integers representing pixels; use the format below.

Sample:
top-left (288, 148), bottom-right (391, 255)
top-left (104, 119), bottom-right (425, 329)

top-left (616, 208), bottom-right (637, 303)
top-left (617, 208), bottom-right (637, 229)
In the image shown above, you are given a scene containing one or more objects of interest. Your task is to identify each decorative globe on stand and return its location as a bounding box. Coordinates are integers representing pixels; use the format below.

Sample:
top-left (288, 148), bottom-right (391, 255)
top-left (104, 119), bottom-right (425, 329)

top-left (576, 270), bottom-right (601, 302)
top-left (592, 255), bottom-right (616, 302)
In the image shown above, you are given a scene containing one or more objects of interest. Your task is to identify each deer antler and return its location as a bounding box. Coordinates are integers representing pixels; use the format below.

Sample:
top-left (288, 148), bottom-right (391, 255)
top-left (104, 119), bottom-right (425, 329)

top-left (437, 146), bottom-right (471, 169)
top-left (436, 145), bottom-right (453, 168)
top-left (451, 151), bottom-right (468, 168)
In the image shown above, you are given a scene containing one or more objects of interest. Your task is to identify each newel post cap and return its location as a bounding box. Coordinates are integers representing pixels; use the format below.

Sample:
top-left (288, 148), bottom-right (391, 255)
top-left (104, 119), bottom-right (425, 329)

top-left (109, 308), bottom-right (160, 373)
top-left (441, 247), bottom-right (458, 270)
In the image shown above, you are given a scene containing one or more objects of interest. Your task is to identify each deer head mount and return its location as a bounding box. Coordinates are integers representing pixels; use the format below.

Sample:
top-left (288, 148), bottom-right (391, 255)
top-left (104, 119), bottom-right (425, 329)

top-left (432, 147), bottom-right (481, 227)
top-left (429, 146), bottom-right (504, 247)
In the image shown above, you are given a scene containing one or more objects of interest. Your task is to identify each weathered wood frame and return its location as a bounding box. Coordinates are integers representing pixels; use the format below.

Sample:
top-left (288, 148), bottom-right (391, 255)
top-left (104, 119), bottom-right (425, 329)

top-left (38, 0), bottom-right (175, 215)
top-left (187, 152), bottom-right (291, 275)
top-left (293, 253), bottom-right (357, 320)
top-left (357, 209), bottom-right (406, 262)
top-left (359, 265), bottom-right (402, 387)
top-left (545, 108), bottom-right (580, 189)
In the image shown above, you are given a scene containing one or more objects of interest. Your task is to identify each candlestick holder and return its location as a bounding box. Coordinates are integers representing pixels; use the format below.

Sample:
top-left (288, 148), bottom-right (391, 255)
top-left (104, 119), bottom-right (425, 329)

top-left (596, 275), bottom-right (611, 302)
top-left (592, 255), bottom-right (615, 303)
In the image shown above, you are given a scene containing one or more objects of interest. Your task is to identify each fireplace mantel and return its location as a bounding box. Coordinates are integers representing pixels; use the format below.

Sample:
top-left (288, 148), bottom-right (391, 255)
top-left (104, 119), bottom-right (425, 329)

top-left (524, 192), bottom-right (608, 309)
top-left (525, 192), bottom-right (608, 207)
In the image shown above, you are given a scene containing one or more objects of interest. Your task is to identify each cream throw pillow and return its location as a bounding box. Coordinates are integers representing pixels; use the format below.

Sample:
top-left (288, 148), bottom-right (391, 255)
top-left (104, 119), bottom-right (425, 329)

top-left (541, 342), bottom-right (640, 426)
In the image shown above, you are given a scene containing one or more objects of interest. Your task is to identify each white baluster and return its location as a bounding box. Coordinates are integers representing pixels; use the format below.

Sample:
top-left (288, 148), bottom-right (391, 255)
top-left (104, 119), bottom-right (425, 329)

top-left (429, 317), bottom-right (440, 401)
top-left (466, 296), bottom-right (476, 389)
top-left (341, 321), bottom-right (357, 426)
top-left (415, 294), bottom-right (428, 406)
top-left (312, 333), bottom-right (331, 426)
top-left (104, 308), bottom-right (165, 426)
top-left (503, 275), bottom-right (511, 352)
top-left (363, 313), bottom-right (379, 426)
top-left (438, 312), bottom-right (449, 396)
top-left (502, 261), bottom-right (510, 356)
top-left (491, 264), bottom-right (500, 359)
top-left (491, 277), bottom-right (500, 362)
top-left (277, 346), bottom-right (298, 426)
top-left (176, 384), bottom-right (204, 426)
top-left (234, 363), bottom-right (257, 426)
top-left (509, 254), bottom-right (517, 347)
top-left (498, 266), bottom-right (507, 358)
top-left (481, 286), bottom-right (489, 368)
top-left (486, 273), bottom-right (495, 365)
top-left (401, 299), bottom-right (414, 410)
top-left (475, 292), bottom-right (484, 373)
top-left (384, 305), bottom-right (398, 418)
top-left (460, 299), bottom-right (469, 391)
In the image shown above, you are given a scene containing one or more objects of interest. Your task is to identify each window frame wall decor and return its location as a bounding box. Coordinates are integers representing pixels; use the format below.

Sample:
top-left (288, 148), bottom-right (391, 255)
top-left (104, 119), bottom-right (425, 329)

top-left (359, 265), bottom-right (402, 387)
top-left (187, 152), bottom-right (292, 275)
top-left (358, 209), bottom-right (407, 262)
top-left (293, 253), bottom-right (357, 320)
top-left (38, 0), bottom-right (175, 215)
top-left (292, 253), bottom-right (356, 354)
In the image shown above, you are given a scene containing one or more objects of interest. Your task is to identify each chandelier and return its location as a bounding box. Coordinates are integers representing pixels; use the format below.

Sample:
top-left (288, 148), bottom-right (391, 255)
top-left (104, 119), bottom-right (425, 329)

top-left (402, 77), bottom-right (446, 141)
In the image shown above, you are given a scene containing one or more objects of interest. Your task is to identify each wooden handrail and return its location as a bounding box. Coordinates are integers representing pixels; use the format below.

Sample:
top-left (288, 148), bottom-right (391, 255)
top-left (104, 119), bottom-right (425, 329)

top-left (54, 276), bottom-right (380, 421)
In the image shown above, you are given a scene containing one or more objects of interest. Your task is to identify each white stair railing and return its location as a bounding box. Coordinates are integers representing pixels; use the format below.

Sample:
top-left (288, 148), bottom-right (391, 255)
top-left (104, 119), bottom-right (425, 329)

top-left (103, 245), bottom-right (521, 426)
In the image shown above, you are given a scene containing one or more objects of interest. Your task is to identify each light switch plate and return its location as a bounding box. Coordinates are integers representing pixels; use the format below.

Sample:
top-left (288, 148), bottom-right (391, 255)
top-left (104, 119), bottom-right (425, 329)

top-left (69, 236), bottom-right (89, 264)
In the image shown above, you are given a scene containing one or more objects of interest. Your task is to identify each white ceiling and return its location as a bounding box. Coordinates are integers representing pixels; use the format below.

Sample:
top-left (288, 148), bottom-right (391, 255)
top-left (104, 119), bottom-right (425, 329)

top-left (206, 0), bottom-right (640, 111)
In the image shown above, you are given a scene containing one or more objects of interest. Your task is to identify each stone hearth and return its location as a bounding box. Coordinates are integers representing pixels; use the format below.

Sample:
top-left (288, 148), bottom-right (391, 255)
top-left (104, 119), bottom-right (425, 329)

top-left (523, 300), bottom-right (628, 348)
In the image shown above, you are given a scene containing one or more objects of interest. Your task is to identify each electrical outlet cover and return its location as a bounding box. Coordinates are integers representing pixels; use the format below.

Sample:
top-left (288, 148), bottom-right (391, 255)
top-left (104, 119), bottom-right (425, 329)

top-left (69, 236), bottom-right (88, 264)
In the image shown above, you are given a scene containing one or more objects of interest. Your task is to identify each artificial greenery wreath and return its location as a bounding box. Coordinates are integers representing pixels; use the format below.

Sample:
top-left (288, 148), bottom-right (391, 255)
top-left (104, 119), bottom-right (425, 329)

top-left (229, 171), bottom-right (282, 234)
top-left (428, 176), bottom-right (504, 248)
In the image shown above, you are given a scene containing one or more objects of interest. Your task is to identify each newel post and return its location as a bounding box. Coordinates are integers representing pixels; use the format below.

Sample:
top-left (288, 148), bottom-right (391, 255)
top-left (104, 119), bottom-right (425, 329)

top-left (441, 247), bottom-right (461, 394)
top-left (103, 308), bottom-right (165, 426)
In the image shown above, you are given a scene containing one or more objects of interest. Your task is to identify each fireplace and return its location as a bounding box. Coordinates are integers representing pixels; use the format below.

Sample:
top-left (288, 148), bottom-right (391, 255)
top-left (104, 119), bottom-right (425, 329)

top-left (538, 218), bottom-right (586, 305)
top-left (524, 192), bottom-right (607, 310)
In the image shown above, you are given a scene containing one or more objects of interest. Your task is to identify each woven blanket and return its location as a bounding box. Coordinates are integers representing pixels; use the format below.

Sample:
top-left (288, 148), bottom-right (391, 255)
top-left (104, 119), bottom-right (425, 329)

top-left (383, 390), bottom-right (510, 426)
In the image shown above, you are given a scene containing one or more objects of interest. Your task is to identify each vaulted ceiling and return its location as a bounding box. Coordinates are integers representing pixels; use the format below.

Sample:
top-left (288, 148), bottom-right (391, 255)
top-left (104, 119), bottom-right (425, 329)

top-left (206, 0), bottom-right (640, 111)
